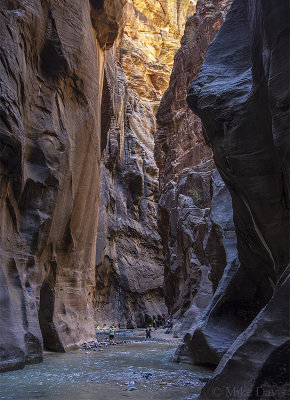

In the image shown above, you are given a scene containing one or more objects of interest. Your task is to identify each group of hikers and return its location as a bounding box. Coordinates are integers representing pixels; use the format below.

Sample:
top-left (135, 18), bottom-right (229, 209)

top-left (145, 314), bottom-right (173, 339)
top-left (107, 314), bottom-right (173, 342)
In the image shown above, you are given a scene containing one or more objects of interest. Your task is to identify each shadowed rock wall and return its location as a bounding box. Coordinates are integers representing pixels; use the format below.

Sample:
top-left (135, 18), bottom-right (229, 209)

top-left (184, 0), bottom-right (289, 396)
top-left (0, 0), bottom-right (125, 372)
top-left (155, 0), bottom-right (234, 335)
top-left (94, 0), bottom-right (196, 328)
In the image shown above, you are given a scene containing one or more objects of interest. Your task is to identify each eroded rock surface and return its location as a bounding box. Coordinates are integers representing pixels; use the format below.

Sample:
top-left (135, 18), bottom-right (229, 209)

top-left (95, 48), bottom-right (166, 328)
top-left (185, 0), bottom-right (289, 396)
top-left (0, 0), bottom-right (124, 372)
top-left (94, 0), bottom-right (195, 328)
top-left (155, 0), bottom-right (233, 335)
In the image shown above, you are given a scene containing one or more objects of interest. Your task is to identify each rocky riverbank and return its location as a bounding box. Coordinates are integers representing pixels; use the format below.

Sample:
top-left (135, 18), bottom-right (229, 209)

top-left (81, 328), bottom-right (182, 352)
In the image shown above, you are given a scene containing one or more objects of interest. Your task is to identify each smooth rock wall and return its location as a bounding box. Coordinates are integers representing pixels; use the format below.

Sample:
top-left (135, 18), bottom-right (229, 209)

top-left (185, 0), bottom-right (289, 396)
top-left (0, 0), bottom-right (125, 372)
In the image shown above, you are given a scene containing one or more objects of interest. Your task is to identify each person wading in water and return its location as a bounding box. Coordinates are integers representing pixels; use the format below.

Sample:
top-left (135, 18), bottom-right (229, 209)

top-left (146, 325), bottom-right (152, 339)
top-left (108, 326), bottom-right (115, 344)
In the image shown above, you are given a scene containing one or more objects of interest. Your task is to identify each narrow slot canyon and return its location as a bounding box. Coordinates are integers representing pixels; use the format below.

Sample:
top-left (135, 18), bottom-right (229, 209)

top-left (0, 0), bottom-right (289, 399)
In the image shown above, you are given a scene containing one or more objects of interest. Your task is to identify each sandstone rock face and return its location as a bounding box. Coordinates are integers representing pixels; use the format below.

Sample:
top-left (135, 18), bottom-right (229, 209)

top-left (121, 0), bottom-right (195, 104)
top-left (200, 275), bottom-right (290, 399)
top-left (95, 48), bottom-right (167, 328)
top-left (155, 0), bottom-right (233, 334)
top-left (0, 0), bottom-right (124, 372)
top-left (94, 0), bottom-right (195, 328)
top-left (185, 0), bottom-right (289, 395)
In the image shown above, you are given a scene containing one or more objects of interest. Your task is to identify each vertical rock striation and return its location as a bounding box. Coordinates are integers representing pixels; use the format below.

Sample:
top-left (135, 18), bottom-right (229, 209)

top-left (185, 0), bottom-right (289, 396)
top-left (0, 0), bottom-right (125, 372)
top-left (155, 0), bottom-right (234, 335)
top-left (95, 46), bottom-right (167, 328)
top-left (95, 0), bottom-right (195, 328)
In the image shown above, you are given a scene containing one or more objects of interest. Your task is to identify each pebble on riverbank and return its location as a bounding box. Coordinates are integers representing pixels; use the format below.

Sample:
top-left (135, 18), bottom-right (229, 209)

top-left (81, 339), bottom-right (127, 351)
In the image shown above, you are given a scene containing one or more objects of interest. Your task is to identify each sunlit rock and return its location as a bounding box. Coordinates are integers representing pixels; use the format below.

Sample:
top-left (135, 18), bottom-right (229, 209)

top-left (95, 0), bottom-right (195, 328)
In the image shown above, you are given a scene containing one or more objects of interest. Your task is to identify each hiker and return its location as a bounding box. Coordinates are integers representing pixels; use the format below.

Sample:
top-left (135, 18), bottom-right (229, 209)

top-left (161, 314), bottom-right (166, 326)
top-left (153, 316), bottom-right (157, 330)
top-left (146, 325), bottom-right (152, 339)
top-left (108, 326), bottom-right (115, 344)
top-left (165, 320), bottom-right (173, 334)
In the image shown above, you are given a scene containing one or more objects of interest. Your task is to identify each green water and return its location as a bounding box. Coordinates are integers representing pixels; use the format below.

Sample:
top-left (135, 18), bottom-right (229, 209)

top-left (0, 333), bottom-right (211, 400)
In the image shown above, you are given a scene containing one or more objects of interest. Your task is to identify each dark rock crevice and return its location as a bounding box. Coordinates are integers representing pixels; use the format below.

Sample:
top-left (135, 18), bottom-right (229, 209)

top-left (38, 261), bottom-right (64, 352)
top-left (155, 0), bottom-right (234, 337)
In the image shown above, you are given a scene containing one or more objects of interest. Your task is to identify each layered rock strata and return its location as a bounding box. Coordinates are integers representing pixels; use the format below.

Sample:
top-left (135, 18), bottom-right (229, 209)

top-left (94, 0), bottom-right (195, 327)
top-left (185, 0), bottom-right (289, 396)
top-left (0, 0), bottom-right (125, 372)
top-left (155, 0), bottom-right (233, 334)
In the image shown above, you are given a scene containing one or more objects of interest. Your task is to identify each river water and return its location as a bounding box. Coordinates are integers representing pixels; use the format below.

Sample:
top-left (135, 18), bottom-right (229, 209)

top-left (0, 331), bottom-right (212, 400)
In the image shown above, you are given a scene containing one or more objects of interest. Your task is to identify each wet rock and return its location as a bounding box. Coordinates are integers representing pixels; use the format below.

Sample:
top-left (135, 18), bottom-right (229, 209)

top-left (127, 387), bottom-right (137, 391)
top-left (125, 381), bottom-right (135, 386)
top-left (142, 372), bottom-right (153, 380)
top-left (198, 377), bottom-right (210, 383)
top-left (81, 338), bottom-right (127, 351)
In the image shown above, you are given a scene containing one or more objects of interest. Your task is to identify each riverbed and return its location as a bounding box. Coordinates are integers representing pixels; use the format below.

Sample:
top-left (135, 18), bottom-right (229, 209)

top-left (0, 331), bottom-right (212, 400)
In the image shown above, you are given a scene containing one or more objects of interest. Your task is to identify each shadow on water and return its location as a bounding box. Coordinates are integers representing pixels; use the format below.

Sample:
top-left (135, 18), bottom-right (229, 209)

top-left (0, 332), bottom-right (212, 400)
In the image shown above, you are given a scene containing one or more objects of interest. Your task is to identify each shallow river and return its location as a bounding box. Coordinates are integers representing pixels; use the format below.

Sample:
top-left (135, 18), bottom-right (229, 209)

top-left (0, 331), bottom-right (212, 400)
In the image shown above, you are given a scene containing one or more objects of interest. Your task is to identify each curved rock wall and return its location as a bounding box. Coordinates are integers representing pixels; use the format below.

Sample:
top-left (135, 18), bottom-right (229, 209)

top-left (155, 0), bottom-right (233, 334)
top-left (184, 0), bottom-right (289, 396)
top-left (94, 0), bottom-right (195, 328)
top-left (0, 0), bottom-right (125, 372)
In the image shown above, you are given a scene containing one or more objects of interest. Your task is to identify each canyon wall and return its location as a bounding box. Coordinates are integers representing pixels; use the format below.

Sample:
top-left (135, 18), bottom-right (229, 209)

top-left (177, 0), bottom-right (289, 397)
top-left (0, 0), bottom-right (125, 372)
top-left (155, 0), bottom-right (234, 335)
top-left (94, 0), bottom-right (195, 328)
